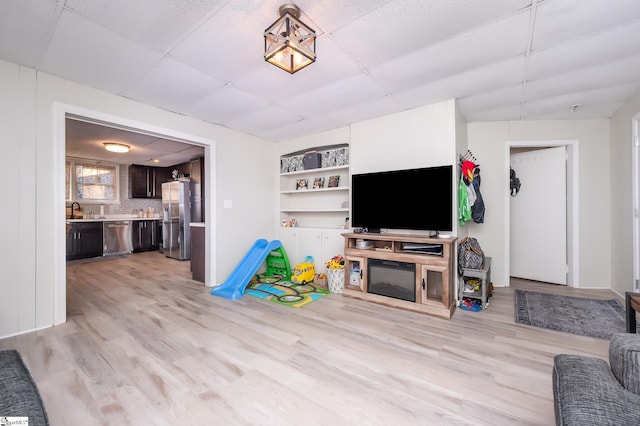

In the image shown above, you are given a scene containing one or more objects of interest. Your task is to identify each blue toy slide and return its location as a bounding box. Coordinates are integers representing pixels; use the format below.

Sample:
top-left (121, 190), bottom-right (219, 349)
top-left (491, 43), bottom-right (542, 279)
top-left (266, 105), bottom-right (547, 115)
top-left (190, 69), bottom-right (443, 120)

top-left (211, 239), bottom-right (283, 300)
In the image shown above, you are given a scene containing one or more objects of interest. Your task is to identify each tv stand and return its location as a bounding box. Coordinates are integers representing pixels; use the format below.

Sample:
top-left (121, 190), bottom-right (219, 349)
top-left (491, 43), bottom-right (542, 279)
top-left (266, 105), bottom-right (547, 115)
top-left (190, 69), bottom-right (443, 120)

top-left (342, 233), bottom-right (457, 319)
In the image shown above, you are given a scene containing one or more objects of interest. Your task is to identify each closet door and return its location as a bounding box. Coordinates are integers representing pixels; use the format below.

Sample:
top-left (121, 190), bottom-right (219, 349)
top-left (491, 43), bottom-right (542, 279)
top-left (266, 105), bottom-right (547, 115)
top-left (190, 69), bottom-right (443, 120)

top-left (510, 147), bottom-right (567, 285)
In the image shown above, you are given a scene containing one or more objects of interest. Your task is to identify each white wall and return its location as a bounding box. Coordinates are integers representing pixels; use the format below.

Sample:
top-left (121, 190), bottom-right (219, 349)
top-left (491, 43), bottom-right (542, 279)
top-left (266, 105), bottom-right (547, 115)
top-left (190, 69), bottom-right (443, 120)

top-left (467, 119), bottom-right (611, 288)
top-left (0, 59), bottom-right (275, 338)
top-left (610, 90), bottom-right (640, 295)
top-left (350, 101), bottom-right (457, 174)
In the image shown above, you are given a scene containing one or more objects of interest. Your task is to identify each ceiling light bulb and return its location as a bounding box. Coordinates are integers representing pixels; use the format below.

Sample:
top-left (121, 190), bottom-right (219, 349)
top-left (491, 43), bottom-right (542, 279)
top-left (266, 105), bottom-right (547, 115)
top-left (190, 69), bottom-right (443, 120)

top-left (103, 142), bottom-right (130, 153)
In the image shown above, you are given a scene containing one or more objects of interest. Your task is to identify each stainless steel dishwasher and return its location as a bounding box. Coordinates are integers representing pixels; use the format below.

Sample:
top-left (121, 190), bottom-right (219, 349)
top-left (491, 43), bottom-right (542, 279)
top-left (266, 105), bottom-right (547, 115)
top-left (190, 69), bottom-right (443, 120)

top-left (103, 221), bottom-right (133, 255)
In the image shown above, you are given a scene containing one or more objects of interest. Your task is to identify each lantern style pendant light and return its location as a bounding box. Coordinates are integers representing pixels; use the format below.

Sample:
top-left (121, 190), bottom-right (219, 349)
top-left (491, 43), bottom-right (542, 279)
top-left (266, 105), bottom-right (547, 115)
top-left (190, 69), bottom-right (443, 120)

top-left (264, 4), bottom-right (316, 74)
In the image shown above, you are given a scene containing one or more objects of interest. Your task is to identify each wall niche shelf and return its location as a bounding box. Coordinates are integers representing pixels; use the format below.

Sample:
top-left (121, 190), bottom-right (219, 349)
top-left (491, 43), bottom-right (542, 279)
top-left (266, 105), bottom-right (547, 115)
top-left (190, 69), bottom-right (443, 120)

top-left (280, 144), bottom-right (349, 229)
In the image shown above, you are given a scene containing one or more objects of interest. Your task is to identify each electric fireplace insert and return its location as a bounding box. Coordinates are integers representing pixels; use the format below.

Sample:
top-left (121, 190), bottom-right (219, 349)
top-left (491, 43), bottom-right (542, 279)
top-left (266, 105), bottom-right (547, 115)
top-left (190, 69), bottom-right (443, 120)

top-left (367, 258), bottom-right (416, 302)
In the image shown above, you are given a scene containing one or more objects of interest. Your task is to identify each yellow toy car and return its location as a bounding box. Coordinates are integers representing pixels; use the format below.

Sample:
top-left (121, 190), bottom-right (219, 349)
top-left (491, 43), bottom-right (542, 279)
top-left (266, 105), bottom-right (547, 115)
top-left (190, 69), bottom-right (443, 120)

top-left (291, 256), bottom-right (315, 284)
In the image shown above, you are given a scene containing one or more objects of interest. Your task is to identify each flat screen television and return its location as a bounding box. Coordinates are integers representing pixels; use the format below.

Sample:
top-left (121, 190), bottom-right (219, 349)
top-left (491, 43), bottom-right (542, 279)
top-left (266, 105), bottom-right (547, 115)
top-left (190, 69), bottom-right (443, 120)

top-left (351, 165), bottom-right (453, 233)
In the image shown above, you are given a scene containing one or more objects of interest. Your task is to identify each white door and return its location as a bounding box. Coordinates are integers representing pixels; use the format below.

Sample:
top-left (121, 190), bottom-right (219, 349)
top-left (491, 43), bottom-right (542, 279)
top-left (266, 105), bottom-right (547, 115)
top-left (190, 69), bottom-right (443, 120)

top-left (510, 147), bottom-right (567, 285)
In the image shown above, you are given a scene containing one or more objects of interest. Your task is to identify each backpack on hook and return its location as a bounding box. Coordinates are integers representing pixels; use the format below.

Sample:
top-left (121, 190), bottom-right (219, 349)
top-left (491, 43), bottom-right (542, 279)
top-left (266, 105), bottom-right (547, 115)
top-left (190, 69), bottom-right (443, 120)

top-left (510, 168), bottom-right (521, 196)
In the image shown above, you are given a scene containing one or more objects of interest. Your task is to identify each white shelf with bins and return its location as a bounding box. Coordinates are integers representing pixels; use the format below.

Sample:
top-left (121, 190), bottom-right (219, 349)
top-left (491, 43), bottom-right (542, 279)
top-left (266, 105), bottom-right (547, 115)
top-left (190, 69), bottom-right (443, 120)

top-left (279, 146), bottom-right (350, 229)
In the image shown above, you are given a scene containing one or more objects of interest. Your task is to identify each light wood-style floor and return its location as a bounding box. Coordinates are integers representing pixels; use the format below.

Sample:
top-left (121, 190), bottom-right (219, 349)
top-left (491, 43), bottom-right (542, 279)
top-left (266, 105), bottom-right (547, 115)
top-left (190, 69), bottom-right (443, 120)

top-left (0, 252), bottom-right (621, 425)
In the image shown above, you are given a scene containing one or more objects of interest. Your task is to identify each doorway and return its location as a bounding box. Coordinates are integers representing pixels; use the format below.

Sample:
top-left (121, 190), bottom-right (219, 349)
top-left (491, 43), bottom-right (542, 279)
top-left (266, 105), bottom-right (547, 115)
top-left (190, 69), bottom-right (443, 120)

top-left (54, 103), bottom-right (216, 325)
top-left (505, 140), bottom-right (579, 288)
top-left (634, 114), bottom-right (640, 291)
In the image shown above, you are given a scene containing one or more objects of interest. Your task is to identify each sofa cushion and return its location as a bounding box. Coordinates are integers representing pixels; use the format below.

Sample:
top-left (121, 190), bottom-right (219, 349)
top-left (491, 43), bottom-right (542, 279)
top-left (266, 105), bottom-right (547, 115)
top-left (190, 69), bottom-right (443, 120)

top-left (609, 332), bottom-right (640, 395)
top-left (553, 354), bottom-right (640, 425)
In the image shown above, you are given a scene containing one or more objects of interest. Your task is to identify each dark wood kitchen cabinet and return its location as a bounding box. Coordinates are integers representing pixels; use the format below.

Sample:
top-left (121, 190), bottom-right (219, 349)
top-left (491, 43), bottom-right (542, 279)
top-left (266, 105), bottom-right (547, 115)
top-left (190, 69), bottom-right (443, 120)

top-left (66, 221), bottom-right (103, 260)
top-left (132, 220), bottom-right (159, 252)
top-left (129, 165), bottom-right (167, 199)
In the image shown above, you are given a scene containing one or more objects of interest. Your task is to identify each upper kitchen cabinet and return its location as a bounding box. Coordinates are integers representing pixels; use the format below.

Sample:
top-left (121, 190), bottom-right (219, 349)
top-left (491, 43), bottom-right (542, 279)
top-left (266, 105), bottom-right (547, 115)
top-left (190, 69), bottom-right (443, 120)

top-left (130, 165), bottom-right (167, 199)
top-left (169, 157), bottom-right (205, 222)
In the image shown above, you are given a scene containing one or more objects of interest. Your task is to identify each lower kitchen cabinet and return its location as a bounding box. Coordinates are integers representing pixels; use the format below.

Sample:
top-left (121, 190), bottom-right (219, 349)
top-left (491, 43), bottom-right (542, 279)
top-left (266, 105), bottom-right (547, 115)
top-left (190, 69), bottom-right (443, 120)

top-left (132, 220), bottom-right (159, 252)
top-left (66, 221), bottom-right (103, 260)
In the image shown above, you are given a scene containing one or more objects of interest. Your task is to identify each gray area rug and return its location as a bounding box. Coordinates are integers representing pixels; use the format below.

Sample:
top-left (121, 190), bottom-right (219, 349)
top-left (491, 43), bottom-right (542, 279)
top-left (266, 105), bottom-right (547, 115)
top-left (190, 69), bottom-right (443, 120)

top-left (0, 350), bottom-right (49, 425)
top-left (515, 290), bottom-right (626, 340)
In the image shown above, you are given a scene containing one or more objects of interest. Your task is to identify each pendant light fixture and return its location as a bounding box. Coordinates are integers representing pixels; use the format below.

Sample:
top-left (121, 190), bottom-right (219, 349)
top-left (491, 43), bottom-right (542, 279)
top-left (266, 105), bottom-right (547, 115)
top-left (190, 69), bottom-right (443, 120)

top-left (264, 4), bottom-right (316, 74)
top-left (103, 142), bottom-right (130, 153)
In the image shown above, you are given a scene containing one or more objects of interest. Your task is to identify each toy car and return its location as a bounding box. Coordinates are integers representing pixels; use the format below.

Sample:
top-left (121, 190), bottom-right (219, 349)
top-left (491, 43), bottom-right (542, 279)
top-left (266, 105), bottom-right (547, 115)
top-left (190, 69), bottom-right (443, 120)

top-left (291, 256), bottom-right (315, 284)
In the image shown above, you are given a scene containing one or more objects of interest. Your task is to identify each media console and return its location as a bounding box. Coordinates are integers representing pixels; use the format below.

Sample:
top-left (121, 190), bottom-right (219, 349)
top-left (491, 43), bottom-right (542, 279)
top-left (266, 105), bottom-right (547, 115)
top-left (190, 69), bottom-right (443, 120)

top-left (342, 233), bottom-right (457, 319)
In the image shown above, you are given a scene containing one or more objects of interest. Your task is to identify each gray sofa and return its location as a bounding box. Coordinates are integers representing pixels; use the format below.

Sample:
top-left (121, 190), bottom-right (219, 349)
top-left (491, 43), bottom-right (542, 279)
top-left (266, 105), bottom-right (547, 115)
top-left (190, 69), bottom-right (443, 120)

top-left (553, 333), bottom-right (640, 425)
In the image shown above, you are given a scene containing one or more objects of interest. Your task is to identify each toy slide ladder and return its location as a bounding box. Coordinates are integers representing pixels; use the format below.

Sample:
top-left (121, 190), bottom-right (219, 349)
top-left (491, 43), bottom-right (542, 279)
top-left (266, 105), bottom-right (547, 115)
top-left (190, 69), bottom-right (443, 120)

top-left (266, 246), bottom-right (291, 280)
top-left (211, 239), bottom-right (284, 300)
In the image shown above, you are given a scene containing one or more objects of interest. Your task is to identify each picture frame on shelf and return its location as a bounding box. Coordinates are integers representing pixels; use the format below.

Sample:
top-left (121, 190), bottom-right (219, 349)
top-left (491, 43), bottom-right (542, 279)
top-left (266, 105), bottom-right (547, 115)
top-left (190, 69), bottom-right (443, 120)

top-left (328, 175), bottom-right (340, 188)
top-left (296, 178), bottom-right (308, 190)
top-left (313, 177), bottom-right (325, 189)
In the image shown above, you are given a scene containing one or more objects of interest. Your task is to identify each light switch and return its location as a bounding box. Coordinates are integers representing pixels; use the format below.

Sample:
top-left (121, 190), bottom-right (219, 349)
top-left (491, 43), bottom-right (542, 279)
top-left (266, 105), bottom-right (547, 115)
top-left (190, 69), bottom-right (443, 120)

top-left (223, 200), bottom-right (232, 209)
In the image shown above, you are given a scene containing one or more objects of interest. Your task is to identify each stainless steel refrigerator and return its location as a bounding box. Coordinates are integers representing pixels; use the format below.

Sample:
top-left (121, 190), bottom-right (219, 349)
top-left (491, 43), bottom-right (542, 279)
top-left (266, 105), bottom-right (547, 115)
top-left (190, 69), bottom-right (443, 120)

top-left (162, 181), bottom-right (191, 260)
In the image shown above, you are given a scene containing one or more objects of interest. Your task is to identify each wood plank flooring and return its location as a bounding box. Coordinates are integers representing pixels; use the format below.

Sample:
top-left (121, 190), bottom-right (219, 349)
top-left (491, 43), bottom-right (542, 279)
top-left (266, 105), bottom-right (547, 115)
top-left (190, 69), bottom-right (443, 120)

top-left (0, 252), bottom-right (621, 425)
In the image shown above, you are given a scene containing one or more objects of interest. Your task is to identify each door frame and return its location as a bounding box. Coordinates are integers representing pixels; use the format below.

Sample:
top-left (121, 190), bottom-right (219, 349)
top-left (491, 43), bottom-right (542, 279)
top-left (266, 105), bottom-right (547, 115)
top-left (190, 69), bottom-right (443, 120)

top-left (504, 140), bottom-right (579, 288)
top-left (53, 102), bottom-right (217, 325)
top-left (633, 114), bottom-right (640, 291)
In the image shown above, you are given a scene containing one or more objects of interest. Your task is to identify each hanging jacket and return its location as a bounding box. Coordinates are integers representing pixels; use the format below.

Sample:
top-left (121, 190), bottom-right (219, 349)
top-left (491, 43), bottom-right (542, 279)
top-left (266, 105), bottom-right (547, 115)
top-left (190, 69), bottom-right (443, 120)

top-left (458, 175), bottom-right (472, 226)
top-left (471, 167), bottom-right (485, 223)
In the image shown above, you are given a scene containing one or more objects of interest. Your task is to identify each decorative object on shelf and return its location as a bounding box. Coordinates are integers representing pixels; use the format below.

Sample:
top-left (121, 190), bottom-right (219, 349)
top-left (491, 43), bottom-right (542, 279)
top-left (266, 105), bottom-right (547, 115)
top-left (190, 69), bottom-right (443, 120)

top-left (303, 151), bottom-right (322, 169)
top-left (171, 169), bottom-right (179, 180)
top-left (321, 150), bottom-right (337, 168)
top-left (281, 218), bottom-right (299, 227)
top-left (296, 178), bottom-right (308, 190)
top-left (328, 175), bottom-right (340, 188)
top-left (336, 147), bottom-right (349, 166)
top-left (325, 254), bottom-right (345, 270)
top-left (313, 177), bottom-right (325, 189)
top-left (289, 155), bottom-right (304, 172)
top-left (264, 4), bottom-right (316, 74)
top-left (280, 157), bottom-right (291, 173)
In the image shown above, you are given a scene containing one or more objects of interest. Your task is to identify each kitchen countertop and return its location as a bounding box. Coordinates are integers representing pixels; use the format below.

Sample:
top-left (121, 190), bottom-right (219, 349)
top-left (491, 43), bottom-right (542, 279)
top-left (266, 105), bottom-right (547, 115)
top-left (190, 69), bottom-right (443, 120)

top-left (66, 215), bottom-right (162, 223)
top-left (190, 222), bottom-right (205, 227)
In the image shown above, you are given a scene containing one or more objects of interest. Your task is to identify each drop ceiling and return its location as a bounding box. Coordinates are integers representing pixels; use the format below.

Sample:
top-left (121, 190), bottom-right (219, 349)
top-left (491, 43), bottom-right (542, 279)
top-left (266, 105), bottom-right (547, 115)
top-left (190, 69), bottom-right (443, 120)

top-left (2, 0), bottom-right (640, 154)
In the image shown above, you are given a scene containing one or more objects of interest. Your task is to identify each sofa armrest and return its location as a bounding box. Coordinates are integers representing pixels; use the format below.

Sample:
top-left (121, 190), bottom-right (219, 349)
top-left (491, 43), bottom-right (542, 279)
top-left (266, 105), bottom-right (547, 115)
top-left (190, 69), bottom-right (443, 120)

top-left (609, 332), bottom-right (640, 395)
top-left (553, 354), bottom-right (640, 425)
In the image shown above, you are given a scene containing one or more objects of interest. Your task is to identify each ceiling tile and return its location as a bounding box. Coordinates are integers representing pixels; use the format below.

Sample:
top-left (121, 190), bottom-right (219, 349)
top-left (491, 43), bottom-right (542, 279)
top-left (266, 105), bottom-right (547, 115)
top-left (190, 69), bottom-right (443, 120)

top-left (278, 73), bottom-right (389, 117)
top-left (331, 0), bottom-right (532, 68)
top-left (223, 105), bottom-right (305, 135)
top-left (40, 10), bottom-right (163, 94)
top-left (369, 10), bottom-right (530, 93)
top-left (463, 105), bottom-right (523, 122)
top-left (0, 0), bottom-right (61, 67)
top-left (532, 0), bottom-right (640, 50)
top-left (170, 0), bottom-right (279, 82)
top-left (524, 54), bottom-right (640, 101)
top-left (122, 57), bottom-right (226, 113)
top-left (528, 20), bottom-right (640, 81)
top-left (64, 0), bottom-right (226, 51)
top-left (457, 85), bottom-right (523, 117)
top-left (182, 85), bottom-right (269, 125)
top-left (393, 57), bottom-right (526, 111)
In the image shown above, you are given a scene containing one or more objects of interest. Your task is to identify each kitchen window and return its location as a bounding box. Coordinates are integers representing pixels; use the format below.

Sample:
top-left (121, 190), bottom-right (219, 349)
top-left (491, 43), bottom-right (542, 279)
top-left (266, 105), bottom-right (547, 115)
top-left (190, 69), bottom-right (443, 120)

top-left (66, 158), bottom-right (120, 203)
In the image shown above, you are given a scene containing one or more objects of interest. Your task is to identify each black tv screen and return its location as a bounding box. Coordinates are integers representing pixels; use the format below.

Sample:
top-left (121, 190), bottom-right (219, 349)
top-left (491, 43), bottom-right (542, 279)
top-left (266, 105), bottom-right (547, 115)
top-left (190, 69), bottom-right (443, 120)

top-left (351, 165), bottom-right (453, 232)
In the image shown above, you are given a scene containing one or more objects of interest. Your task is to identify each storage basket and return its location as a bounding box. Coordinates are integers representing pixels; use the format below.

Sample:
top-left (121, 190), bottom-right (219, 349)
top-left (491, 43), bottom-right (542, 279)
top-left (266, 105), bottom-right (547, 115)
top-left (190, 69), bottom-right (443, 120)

top-left (314, 273), bottom-right (328, 289)
top-left (327, 268), bottom-right (345, 294)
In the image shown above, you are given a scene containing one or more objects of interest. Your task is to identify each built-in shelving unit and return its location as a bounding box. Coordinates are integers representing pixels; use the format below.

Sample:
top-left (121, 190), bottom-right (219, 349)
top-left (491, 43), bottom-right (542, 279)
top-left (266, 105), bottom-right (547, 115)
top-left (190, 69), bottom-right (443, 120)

top-left (280, 144), bottom-right (350, 229)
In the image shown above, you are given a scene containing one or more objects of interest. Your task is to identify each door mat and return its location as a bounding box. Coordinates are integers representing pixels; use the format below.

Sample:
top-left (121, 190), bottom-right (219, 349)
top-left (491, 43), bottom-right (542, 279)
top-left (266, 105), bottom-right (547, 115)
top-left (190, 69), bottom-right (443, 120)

top-left (246, 274), bottom-right (330, 308)
top-left (515, 290), bottom-right (625, 340)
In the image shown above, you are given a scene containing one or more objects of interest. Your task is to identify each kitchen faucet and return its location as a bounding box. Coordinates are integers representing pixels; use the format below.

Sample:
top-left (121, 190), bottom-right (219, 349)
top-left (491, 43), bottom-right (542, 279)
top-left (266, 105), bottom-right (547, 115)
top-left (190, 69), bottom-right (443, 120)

top-left (70, 202), bottom-right (80, 219)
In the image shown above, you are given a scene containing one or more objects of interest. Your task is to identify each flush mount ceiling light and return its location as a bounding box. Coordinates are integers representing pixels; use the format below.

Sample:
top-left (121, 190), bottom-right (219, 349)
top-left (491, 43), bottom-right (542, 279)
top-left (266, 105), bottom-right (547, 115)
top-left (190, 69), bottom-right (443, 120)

top-left (103, 142), bottom-right (130, 153)
top-left (264, 4), bottom-right (316, 74)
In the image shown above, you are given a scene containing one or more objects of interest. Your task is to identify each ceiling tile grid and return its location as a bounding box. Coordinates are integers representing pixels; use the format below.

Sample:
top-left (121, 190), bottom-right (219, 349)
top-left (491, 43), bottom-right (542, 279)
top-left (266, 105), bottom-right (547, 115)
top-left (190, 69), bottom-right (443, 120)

top-left (1, 0), bottom-right (639, 143)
